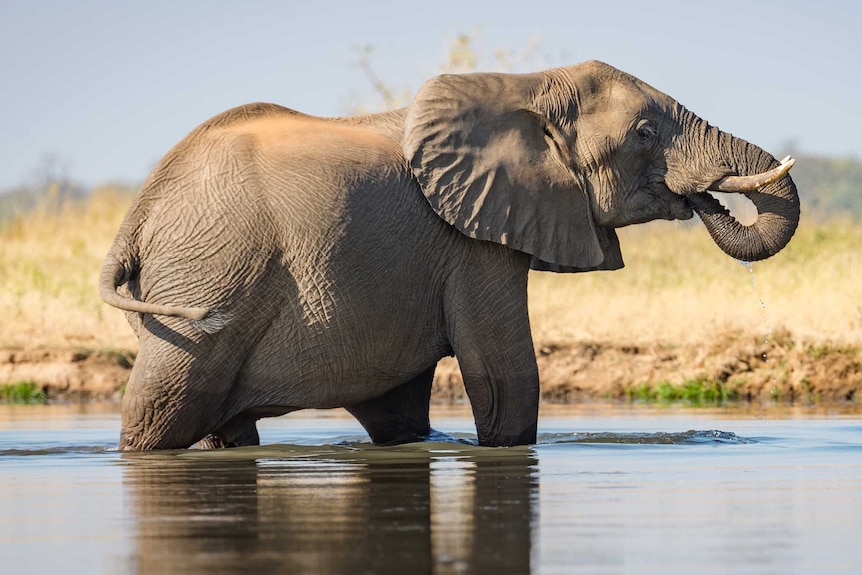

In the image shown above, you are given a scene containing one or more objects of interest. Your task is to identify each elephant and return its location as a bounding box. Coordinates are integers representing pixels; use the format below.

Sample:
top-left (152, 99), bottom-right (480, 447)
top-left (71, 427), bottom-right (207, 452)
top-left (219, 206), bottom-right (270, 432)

top-left (100, 60), bottom-right (799, 450)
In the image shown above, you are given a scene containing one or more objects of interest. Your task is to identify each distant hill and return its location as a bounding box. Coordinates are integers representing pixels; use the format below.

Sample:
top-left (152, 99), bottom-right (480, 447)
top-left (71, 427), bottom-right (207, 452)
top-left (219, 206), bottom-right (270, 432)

top-left (0, 153), bottom-right (859, 224)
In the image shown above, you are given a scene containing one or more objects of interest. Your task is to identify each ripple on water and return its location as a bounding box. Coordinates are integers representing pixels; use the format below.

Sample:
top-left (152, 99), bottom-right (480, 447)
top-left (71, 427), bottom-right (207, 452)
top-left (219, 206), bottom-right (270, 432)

top-left (538, 429), bottom-right (753, 445)
top-left (0, 444), bottom-right (118, 457)
top-left (0, 430), bottom-right (752, 461)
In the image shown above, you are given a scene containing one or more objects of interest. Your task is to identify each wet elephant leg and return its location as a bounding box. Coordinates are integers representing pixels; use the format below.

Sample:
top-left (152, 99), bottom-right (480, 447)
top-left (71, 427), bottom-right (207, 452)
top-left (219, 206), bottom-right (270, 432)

top-left (346, 365), bottom-right (435, 444)
top-left (445, 248), bottom-right (539, 447)
top-left (120, 318), bottom-right (248, 451)
top-left (194, 414), bottom-right (261, 449)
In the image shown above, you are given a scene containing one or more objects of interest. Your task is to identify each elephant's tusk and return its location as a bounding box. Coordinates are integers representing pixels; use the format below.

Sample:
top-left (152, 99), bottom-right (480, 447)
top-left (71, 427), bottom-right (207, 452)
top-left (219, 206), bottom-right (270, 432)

top-left (711, 156), bottom-right (795, 193)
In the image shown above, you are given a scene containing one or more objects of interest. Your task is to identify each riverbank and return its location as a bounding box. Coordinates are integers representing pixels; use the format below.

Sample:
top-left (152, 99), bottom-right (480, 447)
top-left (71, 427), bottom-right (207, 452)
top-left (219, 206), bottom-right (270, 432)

top-left (2, 330), bottom-right (859, 405)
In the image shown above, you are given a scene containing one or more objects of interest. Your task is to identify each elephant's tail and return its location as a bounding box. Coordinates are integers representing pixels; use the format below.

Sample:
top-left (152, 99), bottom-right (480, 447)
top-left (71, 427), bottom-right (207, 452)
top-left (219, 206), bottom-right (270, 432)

top-left (98, 254), bottom-right (211, 322)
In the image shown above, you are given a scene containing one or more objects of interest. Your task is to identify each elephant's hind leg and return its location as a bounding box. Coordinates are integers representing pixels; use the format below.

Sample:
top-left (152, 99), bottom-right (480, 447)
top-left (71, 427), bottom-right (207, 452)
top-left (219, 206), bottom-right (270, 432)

top-left (194, 414), bottom-right (260, 449)
top-left (120, 319), bottom-right (253, 451)
top-left (346, 365), bottom-right (435, 445)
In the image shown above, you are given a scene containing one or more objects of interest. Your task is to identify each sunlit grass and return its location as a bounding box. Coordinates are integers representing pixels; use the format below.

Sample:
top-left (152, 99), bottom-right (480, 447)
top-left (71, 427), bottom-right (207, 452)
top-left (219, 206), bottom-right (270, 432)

top-left (529, 217), bottom-right (862, 346)
top-left (1, 190), bottom-right (859, 351)
top-left (0, 187), bottom-right (136, 349)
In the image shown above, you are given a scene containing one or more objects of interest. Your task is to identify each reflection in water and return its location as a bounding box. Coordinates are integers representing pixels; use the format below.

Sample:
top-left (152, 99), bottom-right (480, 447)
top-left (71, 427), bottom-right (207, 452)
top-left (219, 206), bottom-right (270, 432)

top-left (122, 446), bottom-right (538, 574)
top-left (4, 408), bottom-right (862, 574)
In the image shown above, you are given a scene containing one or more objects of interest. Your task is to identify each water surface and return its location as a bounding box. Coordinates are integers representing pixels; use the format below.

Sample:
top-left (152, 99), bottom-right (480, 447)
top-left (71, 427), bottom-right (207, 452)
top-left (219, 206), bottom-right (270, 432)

top-left (1, 404), bottom-right (860, 574)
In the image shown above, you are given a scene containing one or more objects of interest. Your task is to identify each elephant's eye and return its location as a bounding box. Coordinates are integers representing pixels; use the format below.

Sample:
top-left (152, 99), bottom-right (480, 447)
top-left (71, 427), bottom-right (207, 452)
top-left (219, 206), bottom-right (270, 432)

top-left (635, 119), bottom-right (658, 141)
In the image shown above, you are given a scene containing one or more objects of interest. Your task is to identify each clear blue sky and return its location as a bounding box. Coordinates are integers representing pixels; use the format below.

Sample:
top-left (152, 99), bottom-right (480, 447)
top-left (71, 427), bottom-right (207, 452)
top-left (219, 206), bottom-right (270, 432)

top-left (1, 0), bottom-right (859, 190)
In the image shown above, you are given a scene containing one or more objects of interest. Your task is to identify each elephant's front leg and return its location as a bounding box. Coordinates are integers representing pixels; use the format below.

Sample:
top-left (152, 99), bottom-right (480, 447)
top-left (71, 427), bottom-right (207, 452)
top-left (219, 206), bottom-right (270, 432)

top-left (446, 249), bottom-right (539, 447)
top-left (460, 356), bottom-right (538, 447)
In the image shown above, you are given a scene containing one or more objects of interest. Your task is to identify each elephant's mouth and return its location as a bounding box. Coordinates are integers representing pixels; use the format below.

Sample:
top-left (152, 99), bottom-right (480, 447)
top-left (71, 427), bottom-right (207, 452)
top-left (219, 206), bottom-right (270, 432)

top-left (646, 180), bottom-right (694, 221)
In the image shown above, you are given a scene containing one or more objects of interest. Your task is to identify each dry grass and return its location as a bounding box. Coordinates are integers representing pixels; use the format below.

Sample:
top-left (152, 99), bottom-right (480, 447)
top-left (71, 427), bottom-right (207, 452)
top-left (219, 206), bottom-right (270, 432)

top-left (0, 188), bottom-right (137, 349)
top-left (1, 190), bottom-right (859, 351)
top-left (529, 217), bottom-right (862, 346)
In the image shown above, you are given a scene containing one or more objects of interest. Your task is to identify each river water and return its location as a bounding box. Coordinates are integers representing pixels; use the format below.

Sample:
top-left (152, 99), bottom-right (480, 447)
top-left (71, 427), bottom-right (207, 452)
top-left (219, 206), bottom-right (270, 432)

top-left (1, 403), bottom-right (860, 574)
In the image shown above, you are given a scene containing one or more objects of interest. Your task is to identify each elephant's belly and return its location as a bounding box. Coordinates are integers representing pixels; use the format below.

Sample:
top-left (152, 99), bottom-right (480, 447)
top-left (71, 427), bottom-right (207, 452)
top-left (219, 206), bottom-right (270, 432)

top-left (234, 318), bottom-right (450, 410)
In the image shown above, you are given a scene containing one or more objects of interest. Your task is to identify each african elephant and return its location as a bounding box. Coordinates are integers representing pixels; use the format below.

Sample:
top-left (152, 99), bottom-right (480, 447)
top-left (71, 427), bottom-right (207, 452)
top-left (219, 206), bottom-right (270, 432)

top-left (100, 61), bottom-right (799, 450)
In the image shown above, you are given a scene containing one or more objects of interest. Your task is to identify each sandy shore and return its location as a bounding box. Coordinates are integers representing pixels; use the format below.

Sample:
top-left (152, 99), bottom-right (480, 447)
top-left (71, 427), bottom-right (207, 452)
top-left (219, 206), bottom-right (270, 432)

top-left (2, 331), bottom-right (859, 405)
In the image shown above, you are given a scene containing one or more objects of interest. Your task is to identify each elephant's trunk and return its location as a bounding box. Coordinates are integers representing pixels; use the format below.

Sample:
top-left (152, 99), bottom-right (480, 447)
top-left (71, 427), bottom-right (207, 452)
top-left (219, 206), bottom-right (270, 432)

top-left (684, 120), bottom-right (800, 262)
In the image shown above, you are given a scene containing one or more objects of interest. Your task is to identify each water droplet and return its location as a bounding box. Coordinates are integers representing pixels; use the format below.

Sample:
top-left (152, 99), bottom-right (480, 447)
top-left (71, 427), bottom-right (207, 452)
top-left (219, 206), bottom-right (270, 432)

top-left (742, 262), bottom-right (775, 373)
top-left (737, 259), bottom-right (755, 286)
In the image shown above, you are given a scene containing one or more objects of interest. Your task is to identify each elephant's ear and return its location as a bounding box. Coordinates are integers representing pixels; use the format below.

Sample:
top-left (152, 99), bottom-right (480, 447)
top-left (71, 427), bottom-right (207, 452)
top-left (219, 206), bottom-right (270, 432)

top-left (530, 227), bottom-right (623, 272)
top-left (402, 71), bottom-right (622, 270)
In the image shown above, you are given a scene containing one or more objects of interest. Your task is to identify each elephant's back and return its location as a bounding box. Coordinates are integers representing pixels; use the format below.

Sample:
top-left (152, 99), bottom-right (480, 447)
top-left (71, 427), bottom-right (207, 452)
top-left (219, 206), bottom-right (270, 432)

top-left (228, 112), bottom-right (408, 190)
top-left (213, 111), bottom-right (458, 270)
top-left (144, 103), bottom-right (405, 196)
top-left (193, 102), bottom-right (306, 132)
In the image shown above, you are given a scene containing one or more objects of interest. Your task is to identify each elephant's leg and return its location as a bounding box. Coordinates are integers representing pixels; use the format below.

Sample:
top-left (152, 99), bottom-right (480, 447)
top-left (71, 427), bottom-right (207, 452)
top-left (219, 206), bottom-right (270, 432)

top-left (446, 249), bottom-right (539, 447)
top-left (459, 358), bottom-right (539, 447)
top-left (346, 365), bottom-right (435, 445)
top-left (194, 436), bottom-right (229, 450)
top-left (194, 413), bottom-right (260, 449)
top-left (120, 320), bottom-right (246, 451)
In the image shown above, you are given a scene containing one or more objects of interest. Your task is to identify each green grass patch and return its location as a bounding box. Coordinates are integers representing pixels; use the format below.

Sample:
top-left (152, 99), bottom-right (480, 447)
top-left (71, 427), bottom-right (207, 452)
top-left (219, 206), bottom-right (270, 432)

top-left (624, 377), bottom-right (738, 405)
top-left (0, 381), bottom-right (47, 404)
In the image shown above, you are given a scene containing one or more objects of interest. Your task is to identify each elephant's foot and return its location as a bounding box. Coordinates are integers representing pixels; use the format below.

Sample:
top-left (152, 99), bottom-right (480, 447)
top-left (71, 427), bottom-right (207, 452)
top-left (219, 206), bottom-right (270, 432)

top-left (346, 365), bottom-right (435, 445)
top-left (194, 414), bottom-right (260, 449)
top-left (194, 435), bottom-right (232, 449)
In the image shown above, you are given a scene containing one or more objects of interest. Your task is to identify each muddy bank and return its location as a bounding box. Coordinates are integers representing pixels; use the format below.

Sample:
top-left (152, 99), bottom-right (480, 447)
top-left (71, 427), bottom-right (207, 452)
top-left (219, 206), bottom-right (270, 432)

top-left (436, 331), bottom-right (861, 404)
top-left (1, 331), bottom-right (860, 404)
top-left (0, 348), bottom-right (134, 402)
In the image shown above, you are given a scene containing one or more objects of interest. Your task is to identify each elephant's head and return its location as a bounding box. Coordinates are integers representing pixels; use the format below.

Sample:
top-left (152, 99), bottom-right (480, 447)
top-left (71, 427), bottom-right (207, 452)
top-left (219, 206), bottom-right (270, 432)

top-left (402, 60), bottom-right (799, 270)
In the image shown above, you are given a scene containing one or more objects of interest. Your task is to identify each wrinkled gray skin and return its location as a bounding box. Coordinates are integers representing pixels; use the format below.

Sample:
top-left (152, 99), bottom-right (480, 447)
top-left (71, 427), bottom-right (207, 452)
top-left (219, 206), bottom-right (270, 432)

top-left (101, 61), bottom-right (799, 450)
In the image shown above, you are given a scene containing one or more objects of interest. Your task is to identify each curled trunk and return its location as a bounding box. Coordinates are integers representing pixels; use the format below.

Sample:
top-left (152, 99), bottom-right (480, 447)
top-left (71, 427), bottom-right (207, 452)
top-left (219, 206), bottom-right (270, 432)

top-left (686, 126), bottom-right (800, 262)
